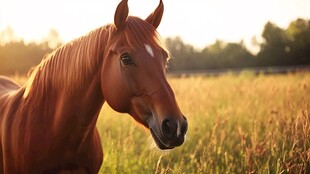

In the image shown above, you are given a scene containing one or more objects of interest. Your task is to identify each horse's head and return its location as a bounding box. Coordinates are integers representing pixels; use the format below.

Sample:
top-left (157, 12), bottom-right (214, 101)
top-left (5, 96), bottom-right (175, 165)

top-left (101, 0), bottom-right (187, 150)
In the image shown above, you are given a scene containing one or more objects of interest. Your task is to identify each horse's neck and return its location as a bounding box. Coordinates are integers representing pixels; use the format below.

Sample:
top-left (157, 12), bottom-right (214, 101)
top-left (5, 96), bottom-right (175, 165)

top-left (22, 26), bottom-right (110, 139)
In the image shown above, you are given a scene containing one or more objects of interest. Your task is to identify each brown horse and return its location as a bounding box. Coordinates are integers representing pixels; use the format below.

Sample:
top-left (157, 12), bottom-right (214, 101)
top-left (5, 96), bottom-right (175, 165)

top-left (0, 0), bottom-right (187, 173)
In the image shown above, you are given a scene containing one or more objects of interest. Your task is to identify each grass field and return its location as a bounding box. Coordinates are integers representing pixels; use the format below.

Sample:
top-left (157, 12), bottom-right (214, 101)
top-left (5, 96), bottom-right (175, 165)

top-left (13, 72), bottom-right (310, 173)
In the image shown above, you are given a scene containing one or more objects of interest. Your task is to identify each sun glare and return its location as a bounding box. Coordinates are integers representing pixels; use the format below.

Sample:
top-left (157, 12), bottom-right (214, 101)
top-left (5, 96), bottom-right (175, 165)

top-left (1, 0), bottom-right (310, 50)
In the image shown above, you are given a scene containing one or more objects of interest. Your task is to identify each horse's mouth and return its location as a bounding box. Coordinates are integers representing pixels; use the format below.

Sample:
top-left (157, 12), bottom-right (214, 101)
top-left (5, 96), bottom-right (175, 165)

top-left (150, 129), bottom-right (174, 150)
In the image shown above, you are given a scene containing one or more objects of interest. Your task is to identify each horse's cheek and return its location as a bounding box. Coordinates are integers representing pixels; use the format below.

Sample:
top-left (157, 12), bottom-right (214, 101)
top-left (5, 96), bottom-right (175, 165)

top-left (102, 81), bottom-right (130, 113)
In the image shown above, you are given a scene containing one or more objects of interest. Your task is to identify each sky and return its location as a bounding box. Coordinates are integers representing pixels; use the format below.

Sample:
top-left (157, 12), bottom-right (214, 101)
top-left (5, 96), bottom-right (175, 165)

top-left (1, 0), bottom-right (310, 52)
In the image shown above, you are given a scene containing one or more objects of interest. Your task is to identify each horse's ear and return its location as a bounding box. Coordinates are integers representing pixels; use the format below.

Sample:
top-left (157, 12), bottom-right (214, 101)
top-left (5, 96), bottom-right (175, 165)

top-left (145, 0), bottom-right (164, 29)
top-left (114, 0), bottom-right (129, 30)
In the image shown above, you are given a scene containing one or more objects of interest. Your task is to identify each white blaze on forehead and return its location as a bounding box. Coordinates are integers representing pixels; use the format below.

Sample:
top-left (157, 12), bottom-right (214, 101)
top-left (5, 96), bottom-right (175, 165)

top-left (144, 44), bottom-right (154, 57)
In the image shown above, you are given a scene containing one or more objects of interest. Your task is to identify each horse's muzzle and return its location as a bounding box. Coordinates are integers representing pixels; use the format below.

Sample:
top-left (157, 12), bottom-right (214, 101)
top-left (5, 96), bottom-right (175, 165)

top-left (150, 115), bottom-right (188, 150)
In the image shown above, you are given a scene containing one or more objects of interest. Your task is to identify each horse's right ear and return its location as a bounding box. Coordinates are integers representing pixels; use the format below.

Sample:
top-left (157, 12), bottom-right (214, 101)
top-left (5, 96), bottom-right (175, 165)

top-left (114, 0), bottom-right (129, 30)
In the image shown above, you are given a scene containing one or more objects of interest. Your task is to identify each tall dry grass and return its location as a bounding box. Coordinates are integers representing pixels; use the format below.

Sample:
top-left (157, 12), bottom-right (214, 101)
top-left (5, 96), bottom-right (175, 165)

top-left (98, 72), bottom-right (310, 174)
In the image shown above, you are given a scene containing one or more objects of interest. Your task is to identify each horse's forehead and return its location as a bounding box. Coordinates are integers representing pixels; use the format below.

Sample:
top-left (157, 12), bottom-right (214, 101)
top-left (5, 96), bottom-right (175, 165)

top-left (111, 32), bottom-right (165, 59)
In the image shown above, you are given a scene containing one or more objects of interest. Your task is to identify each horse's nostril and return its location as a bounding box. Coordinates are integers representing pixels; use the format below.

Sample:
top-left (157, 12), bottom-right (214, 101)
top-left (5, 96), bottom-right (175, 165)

top-left (181, 116), bottom-right (188, 136)
top-left (181, 121), bottom-right (188, 136)
top-left (162, 119), bottom-right (176, 140)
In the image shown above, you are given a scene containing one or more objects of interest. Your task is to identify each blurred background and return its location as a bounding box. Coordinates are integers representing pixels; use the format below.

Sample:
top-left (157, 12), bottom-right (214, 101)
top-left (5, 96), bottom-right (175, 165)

top-left (1, 0), bottom-right (310, 75)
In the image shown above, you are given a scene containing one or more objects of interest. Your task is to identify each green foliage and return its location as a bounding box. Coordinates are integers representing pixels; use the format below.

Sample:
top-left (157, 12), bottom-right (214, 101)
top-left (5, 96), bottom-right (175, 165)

top-left (166, 18), bottom-right (310, 71)
top-left (258, 18), bottom-right (310, 66)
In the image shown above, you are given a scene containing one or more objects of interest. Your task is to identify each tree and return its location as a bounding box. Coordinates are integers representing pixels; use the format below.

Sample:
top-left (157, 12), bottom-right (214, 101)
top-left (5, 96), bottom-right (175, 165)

top-left (42, 29), bottom-right (62, 49)
top-left (257, 22), bottom-right (290, 66)
top-left (0, 41), bottom-right (52, 75)
top-left (0, 27), bottom-right (20, 45)
top-left (286, 18), bottom-right (310, 64)
top-left (166, 37), bottom-right (198, 71)
top-left (258, 19), bottom-right (310, 66)
top-left (201, 40), bottom-right (254, 69)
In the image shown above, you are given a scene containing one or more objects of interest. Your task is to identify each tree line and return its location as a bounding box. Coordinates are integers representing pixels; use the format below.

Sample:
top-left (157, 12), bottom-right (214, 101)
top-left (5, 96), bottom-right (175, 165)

top-left (0, 28), bottom-right (60, 75)
top-left (0, 18), bottom-right (310, 75)
top-left (166, 18), bottom-right (310, 71)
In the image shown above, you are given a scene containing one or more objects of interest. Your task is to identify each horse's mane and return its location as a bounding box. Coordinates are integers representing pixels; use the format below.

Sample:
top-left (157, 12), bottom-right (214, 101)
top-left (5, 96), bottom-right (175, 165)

top-left (23, 16), bottom-right (169, 105)
top-left (23, 25), bottom-right (111, 101)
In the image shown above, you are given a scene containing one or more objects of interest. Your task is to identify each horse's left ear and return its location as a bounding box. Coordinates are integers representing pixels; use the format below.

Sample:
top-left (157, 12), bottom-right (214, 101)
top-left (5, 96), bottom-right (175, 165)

top-left (145, 0), bottom-right (164, 29)
top-left (114, 0), bottom-right (129, 30)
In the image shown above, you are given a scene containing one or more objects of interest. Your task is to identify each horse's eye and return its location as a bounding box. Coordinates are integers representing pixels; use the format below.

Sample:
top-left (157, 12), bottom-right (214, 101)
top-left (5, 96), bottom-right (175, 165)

top-left (120, 53), bottom-right (134, 66)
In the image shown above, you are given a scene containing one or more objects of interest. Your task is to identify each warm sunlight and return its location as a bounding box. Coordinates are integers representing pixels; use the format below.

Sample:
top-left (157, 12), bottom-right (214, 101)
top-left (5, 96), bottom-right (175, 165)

top-left (1, 1), bottom-right (310, 173)
top-left (1, 0), bottom-right (310, 50)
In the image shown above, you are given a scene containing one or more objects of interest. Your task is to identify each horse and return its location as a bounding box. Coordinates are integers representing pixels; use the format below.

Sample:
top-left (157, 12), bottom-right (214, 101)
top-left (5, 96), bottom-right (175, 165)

top-left (0, 0), bottom-right (188, 173)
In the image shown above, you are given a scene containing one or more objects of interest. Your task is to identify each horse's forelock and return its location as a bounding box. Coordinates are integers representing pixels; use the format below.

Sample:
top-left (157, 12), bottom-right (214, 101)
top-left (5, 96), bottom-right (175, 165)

top-left (123, 16), bottom-right (169, 56)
